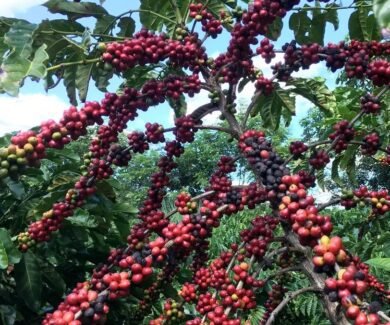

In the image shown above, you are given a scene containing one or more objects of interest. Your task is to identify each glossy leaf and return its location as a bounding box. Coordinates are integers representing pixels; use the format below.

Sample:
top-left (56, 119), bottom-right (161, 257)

top-left (0, 229), bottom-right (21, 265)
top-left (42, 266), bottom-right (66, 295)
top-left (366, 258), bottom-right (390, 271)
top-left (289, 11), bottom-right (311, 44)
top-left (75, 63), bottom-right (94, 103)
top-left (14, 252), bottom-right (42, 312)
top-left (287, 78), bottom-right (335, 115)
top-left (251, 87), bottom-right (295, 129)
top-left (3, 20), bottom-right (37, 58)
top-left (63, 65), bottom-right (78, 105)
top-left (0, 241), bottom-right (8, 269)
top-left (44, 0), bottom-right (108, 19)
top-left (117, 17), bottom-right (136, 37)
top-left (0, 305), bottom-right (16, 325)
top-left (264, 17), bottom-right (283, 41)
top-left (349, 6), bottom-right (381, 41)
top-left (309, 9), bottom-right (326, 45)
top-left (94, 14), bottom-right (116, 35)
top-left (374, 0), bottom-right (390, 27)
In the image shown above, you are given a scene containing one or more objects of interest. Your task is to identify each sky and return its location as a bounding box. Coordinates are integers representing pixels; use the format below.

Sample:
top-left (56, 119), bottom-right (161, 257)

top-left (0, 0), bottom-right (351, 137)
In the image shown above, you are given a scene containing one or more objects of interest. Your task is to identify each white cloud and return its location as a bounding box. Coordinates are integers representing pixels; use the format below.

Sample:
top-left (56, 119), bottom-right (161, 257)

top-left (0, 93), bottom-right (68, 135)
top-left (0, 0), bottom-right (46, 17)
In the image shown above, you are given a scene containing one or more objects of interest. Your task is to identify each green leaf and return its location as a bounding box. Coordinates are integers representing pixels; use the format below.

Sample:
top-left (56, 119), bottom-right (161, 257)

top-left (96, 180), bottom-right (116, 200)
top-left (92, 63), bottom-right (113, 92)
top-left (28, 44), bottom-right (49, 78)
top-left (316, 168), bottom-right (325, 191)
top-left (42, 267), bottom-right (66, 295)
top-left (63, 65), bottom-right (78, 105)
top-left (366, 14), bottom-right (382, 40)
top-left (14, 252), bottom-right (42, 312)
top-left (5, 180), bottom-right (25, 200)
top-left (117, 17), bottom-right (136, 37)
top-left (0, 241), bottom-right (8, 269)
top-left (0, 45), bottom-right (48, 95)
top-left (365, 257), bottom-right (390, 271)
top-left (122, 65), bottom-right (158, 89)
top-left (331, 156), bottom-right (343, 186)
top-left (44, 0), bottom-right (108, 19)
top-left (289, 11), bottom-right (311, 44)
top-left (0, 305), bottom-right (16, 325)
top-left (140, 0), bottom-right (172, 32)
top-left (94, 14), bottom-right (116, 35)
top-left (237, 78), bottom-right (250, 93)
top-left (251, 86), bottom-right (295, 130)
top-left (287, 78), bottom-right (335, 115)
top-left (325, 4), bottom-right (339, 30)
top-left (75, 63), bottom-right (94, 103)
top-left (264, 17), bottom-right (283, 41)
top-left (3, 20), bottom-right (37, 58)
top-left (168, 95), bottom-right (187, 118)
top-left (67, 209), bottom-right (98, 228)
top-left (0, 21), bottom-right (42, 95)
top-left (0, 229), bottom-right (21, 265)
top-left (349, 6), bottom-right (380, 41)
top-left (162, 283), bottom-right (180, 301)
top-left (374, 0), bottom-right (390, 27)
top-left (309, 9), bottom-right (326, 45)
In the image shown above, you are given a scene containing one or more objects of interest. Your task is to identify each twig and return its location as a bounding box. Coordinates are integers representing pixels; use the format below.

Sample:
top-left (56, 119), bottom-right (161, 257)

top-left (317, 198), bottom-right (341, 211)
top-left (47, 58), bottom-right (101, 72)
top-left (378, 311), bottom-right (390, 322)
top-left (291, 4), bottom-right (372, 11)
top-left (265, 286), bottom-right (321, 325)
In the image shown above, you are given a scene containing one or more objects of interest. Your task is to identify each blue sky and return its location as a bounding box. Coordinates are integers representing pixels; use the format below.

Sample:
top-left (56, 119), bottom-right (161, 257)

top-left (0, 0), bottom-right (353, 136)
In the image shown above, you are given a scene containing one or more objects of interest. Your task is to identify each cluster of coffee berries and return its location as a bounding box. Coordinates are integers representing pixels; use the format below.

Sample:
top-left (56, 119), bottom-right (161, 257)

top-left (312, 236), bottom-right (349, 272)
top-left (260, 284), bottom-right (286, 324)
top-left (173, 116), bottom-right (198, 143)
top-left (361, 93), bottom-right (382, 114)
top-left (324, 265), bottom-right (382, 324)
top-left (219, 282), bottom-right (257, 310)
top-left (361, 133), bottom-right (381, 156)
top-left (60, 102), bottom-right (106, 140)
top-left (39, 120), bottom-right (70, 149)
top-left (257, 38), bottom-right (276, 63)
top-left (189, 3), bottom-right (223, 38)
top-left (162, 299), bottom-right (185, 323)
top-left (0, 135), bottom-right (43, 179)
top-left (278, 176), bottom-right (332, 246)
top-left (127, 131), bottom-right (149, 153)
top-left (289, 141), bottom-right (308, 158)
top-left (102, 29), bottom-right (207, 73)
top-left (367, 59), bottom-right (390, 87)
top-left (238, 130), bottom-right (290, 192)
top-left (270, 40), bottom-right (390, 85)
top-left (212, 0), bottom-right (299, 84)
top-left (107, 144), bottom-right (132, 167)
top-left (255, 76), bottom-right (274, 95)
top-left (344, 185), bottom-right (390, 215)
top-left (175, 192), bottom-right (197, 215)
top-left (328, 120), bottom-right (355, 153)
top-left (297, 169), bottom-right (316, 188)
top-left (240, 216), bottom-right (278, 259)
top-left (145, 123), bottom-right (165, 143)
top-left (340, 189), bottom-right (358, 210)
top-left (43, 283), bottom-right (109, 325)
top-left (309, 149), bottom-right (330, 169)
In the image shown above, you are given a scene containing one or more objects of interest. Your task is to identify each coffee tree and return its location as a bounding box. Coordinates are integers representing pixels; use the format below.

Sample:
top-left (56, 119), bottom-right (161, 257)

top-left (0, 0), bottom-right (389, 324)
